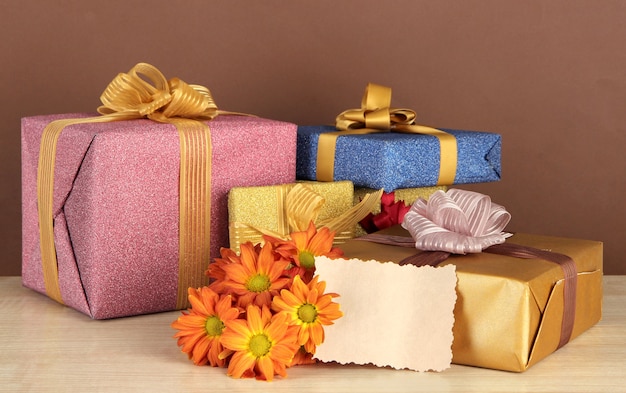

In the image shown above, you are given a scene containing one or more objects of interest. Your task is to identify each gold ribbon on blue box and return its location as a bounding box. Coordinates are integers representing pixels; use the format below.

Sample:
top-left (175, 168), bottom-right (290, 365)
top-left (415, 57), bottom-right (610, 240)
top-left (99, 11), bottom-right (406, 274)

top-left (315, 83), bottom-right (458, 186)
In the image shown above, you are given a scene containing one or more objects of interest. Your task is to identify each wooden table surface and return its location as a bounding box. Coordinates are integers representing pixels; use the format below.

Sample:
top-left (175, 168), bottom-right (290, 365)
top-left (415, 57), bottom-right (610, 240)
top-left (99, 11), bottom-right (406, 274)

top-left (1, 276), bottom-right (624, 392)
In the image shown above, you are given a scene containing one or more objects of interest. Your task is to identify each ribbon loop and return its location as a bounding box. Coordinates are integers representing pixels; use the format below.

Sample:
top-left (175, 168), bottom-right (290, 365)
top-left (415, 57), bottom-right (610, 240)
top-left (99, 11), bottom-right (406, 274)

top-left (98, 63), bottom-right (168, 116)
top-left (363, 82), bottom-right (392, 109)
top-left (389, 108), bottom-right (416, 125)
top-left (285, 183), bottom-right (326, 232)
top-left (162, 78), bottom-right (214, 119)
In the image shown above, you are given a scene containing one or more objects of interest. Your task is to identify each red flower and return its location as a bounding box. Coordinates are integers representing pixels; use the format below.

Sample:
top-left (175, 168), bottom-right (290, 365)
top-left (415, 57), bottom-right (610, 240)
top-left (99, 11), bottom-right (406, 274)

top-left (359, 191), bottom-right (411, 233)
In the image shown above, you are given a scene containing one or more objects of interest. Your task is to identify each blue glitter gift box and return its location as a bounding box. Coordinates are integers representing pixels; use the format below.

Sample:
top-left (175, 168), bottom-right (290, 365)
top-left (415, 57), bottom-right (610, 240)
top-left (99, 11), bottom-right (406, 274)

top-left (296, 125), bottom-right (501, 191)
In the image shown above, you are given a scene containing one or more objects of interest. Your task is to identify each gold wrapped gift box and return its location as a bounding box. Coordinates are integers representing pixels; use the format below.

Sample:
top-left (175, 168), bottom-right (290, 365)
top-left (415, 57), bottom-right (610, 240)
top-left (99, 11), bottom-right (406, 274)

top-left (339, 226), bottom-right (603, 372)
top-left (228, 181), bottom-right (356, 252)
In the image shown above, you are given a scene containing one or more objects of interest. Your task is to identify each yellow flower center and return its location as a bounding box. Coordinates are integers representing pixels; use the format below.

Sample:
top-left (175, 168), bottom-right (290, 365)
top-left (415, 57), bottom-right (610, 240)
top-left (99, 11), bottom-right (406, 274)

top-left (246, 274), bottom-right (271, 293)
top-left (205, 315), bottom-right (225, 337)
top-left (297, 303), bottom-right (318, 323)
top-left (299, 251), bottom-right (316, 269)
top-left (249, 334), bottom-right (272, 357)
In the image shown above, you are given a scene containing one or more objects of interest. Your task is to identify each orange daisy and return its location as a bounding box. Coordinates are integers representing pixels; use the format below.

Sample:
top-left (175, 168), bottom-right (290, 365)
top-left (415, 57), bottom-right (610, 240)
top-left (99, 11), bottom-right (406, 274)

top-left (219, 305), bottom-right (300, 381)
top-left (272, 275), bottom-right (343, 354)
top-left (267, 222), bottom-right (344, 282)
top-left (219, 242), bottom-right (292, 309)
top-left (206, 247), bottom-right (240, 280)
top-left (206, 246), bottom-right (248, 293)
top-left (171, 287), bottom-right (240, 367)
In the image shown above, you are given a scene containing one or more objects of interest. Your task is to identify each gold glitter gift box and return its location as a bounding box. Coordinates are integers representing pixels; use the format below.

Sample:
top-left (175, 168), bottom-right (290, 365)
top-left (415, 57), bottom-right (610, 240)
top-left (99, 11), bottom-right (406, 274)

top-left (339, 225), bottom-right (603, 372)
top-left (228, 181), bottom-right (359, 252)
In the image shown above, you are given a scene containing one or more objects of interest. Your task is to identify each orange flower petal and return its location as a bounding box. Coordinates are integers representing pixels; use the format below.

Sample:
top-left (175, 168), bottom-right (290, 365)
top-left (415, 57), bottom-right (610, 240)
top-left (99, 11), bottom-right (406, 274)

top-left (297, 325), bottom-right (310, 345)
top-left (256, 356), bottom-right (275, 381)
top-left (227, 351), bottom-right (256, 379)
top-left (238, 243), bottom-right (259, 274)
top-left (308, 230), bottom-right (334, 255)
top-left (221, 320), bottom-right (252, 350)
top-left (289, 230), bottom-right (310, 251)
top-left (245, 305), bottom-right (265, 334)
top-left (314, 296), bottom-right (333, 311)
top-left (273, 290), bottom-right (300, 311)
top-left (264, 322), bottom-right (288, 344)
top-left (309, 323), bottom-right (325, 346)
top-left (191, 336), bottom-right (211, 365)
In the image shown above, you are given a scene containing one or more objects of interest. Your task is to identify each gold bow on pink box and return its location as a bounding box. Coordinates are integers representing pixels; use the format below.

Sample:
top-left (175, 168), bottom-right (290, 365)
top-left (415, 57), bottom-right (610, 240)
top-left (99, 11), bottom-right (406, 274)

top-left (37, 63), bottom-right (237, 309)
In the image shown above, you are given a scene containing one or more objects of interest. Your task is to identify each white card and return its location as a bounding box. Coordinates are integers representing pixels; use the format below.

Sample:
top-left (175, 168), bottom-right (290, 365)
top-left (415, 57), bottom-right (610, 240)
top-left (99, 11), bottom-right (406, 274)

top-left (314, 257), bottom-right (457, 372)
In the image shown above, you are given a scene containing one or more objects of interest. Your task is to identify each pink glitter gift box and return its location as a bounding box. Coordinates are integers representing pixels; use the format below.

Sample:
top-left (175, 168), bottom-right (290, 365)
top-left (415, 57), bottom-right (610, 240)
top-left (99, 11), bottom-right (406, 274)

top-left (22, 113), bottom-right (296, 319)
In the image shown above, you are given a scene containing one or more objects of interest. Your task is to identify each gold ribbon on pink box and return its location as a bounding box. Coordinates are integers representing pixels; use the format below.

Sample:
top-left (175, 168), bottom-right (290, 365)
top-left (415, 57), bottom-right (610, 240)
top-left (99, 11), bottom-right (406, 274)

top-left (37, 63), bottom-right (239, 309)
top-left (316, 83), bottom-right (458, 185)
top-left (360, 188), bottom-right (579, 349)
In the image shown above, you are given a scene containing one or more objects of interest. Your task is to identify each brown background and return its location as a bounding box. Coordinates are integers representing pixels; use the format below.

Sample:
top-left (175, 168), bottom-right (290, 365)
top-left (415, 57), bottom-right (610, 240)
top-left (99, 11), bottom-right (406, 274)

top-left (2, 1), bottom-right (624, 275)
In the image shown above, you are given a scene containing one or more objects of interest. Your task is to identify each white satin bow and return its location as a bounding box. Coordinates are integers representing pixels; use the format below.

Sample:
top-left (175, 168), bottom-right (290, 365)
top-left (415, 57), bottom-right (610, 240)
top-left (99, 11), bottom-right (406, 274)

top-left (401, 189), bottom-right (511, 254)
